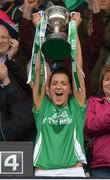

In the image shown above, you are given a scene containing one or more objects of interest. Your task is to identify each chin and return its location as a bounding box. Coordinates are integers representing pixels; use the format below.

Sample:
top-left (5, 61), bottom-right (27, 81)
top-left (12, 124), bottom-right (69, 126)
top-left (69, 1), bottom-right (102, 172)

top-left (56, 104), bottom-right (63, 106)
top-left (54, 101), bottom-right (66, 106)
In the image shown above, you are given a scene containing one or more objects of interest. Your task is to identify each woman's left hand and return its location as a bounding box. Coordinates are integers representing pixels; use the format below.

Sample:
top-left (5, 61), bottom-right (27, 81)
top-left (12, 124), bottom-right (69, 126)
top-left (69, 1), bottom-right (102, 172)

top-left (70, 12), bottom-right (82, 28)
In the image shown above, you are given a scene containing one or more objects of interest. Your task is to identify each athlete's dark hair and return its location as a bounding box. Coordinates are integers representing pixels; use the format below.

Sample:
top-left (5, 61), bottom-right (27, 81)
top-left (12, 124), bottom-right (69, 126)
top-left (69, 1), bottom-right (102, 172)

top-left (49, 68), bottom-right (73, 88)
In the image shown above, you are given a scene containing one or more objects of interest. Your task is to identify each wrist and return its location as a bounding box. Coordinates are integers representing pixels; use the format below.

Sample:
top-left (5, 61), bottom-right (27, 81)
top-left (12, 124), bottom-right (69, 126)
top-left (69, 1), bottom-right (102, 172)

top-left (7, 50), bottom-right (17, 60)
top-left (2, 77), bottom-right (10, 86)
top-left (7, 52), bottom-right (12, 60)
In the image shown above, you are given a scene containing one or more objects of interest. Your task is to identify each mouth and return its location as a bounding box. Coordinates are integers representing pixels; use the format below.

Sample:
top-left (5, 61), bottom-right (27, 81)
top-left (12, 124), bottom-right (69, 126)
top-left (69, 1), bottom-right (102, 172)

top-left (55, 91), bottom-right (63, 96)
top-left (106, 86), bottom-right (110, 90)
top-left (0, 45), bottom-right (5, 49)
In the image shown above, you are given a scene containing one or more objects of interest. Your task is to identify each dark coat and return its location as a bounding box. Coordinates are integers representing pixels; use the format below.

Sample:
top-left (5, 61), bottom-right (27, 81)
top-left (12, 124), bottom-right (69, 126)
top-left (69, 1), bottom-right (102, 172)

top-left (0, 55), bottom-right (36, 141)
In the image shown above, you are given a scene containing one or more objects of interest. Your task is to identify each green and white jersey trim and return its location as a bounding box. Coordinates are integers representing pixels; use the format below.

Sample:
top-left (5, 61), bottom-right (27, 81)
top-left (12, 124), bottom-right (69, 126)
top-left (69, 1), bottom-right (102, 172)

top-left (33, 133), bottom-right (42, 165)
top-left (73, 126), bottom-right (86, 164)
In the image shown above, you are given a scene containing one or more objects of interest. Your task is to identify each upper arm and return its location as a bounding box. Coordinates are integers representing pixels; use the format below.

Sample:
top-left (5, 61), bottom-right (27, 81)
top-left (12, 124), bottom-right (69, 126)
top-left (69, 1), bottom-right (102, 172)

top-left (32, 50), bottom-right (45, 110)
top-left (73, 35), bottom-right (86, 107)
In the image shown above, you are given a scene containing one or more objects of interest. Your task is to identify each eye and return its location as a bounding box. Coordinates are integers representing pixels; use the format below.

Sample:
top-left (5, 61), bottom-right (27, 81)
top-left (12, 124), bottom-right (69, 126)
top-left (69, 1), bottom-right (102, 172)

top-left (62, 82), bottom-right (68, 85)
top-left (1, 36), bottom-right (8, 40)
top-left (51, 82), bottom-right (57, 86)
top-left (103, 77), bottom-right (110, 81)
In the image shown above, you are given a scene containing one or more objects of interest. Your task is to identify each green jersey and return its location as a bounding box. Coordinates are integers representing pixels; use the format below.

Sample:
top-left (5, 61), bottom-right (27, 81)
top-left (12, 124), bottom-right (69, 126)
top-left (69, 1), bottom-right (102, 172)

top-left (33, 95), bottom-right (86, 169)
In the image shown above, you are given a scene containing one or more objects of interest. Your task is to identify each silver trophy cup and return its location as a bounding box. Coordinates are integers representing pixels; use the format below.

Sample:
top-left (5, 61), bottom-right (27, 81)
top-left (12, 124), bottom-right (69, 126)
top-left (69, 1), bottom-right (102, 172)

top-left (41, 5), bottom-right (71, 61)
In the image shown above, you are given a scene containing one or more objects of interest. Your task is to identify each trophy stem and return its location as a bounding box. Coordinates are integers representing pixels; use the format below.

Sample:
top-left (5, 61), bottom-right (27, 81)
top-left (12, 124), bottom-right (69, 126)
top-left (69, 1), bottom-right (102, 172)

top-left (54, 24), bottom-right (60, 33)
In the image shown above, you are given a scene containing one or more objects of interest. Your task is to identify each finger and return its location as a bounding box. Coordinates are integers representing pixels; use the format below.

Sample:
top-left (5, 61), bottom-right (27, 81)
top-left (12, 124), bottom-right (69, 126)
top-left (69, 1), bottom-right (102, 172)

top-left (10, 39), bottom-right (19, 47)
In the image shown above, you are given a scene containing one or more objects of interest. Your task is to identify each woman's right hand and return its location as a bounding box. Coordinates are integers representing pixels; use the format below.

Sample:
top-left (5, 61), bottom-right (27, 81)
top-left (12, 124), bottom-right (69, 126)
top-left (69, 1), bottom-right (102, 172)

top-left (70, 12), bottom-right (82, 28)
top-left (32, 12), bottom-right (41, 26)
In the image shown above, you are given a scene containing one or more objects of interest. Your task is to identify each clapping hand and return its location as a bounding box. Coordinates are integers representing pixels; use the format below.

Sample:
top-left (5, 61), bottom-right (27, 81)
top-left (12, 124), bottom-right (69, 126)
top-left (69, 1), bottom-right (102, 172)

top-left (0, 64), bottom-right (10, 86)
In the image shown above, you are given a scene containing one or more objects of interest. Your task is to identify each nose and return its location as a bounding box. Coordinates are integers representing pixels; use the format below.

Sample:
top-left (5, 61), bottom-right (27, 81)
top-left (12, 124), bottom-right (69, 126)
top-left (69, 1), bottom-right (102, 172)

top-left (56, 83), bottom-right (62, 89)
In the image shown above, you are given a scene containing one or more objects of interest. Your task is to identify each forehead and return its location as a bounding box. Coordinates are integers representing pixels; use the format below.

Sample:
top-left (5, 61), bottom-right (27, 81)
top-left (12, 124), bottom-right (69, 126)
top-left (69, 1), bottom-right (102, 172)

top-left (103, 71), bottom-right (110, 78)
top-left (0, 25), bottom-right (10, 36)
top-left (51, 73), bottom-right (69, 81)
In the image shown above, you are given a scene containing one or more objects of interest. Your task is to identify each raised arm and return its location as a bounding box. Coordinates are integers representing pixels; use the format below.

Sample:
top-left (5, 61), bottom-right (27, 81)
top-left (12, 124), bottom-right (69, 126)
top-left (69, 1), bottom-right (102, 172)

top-left (73, 34), bottom-right (86, 107)
top-left (32, 50), bottom-right (45, 109)
top-left (71, 13), bottom-right (86, 106)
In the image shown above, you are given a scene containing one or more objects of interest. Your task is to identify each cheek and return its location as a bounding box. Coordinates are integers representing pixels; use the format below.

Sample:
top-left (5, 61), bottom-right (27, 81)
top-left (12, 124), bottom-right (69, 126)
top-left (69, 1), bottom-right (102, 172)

top-left (3, 38), bottom-right (10, 47)
top-left (103, 80), bottom-right (108, 86)
top-left (102, 82), bottom-right (105, 91)
top-left (49, 86), bottom-right (54, 96)
top-left (103, 81), bottom-right (108, 92)
top-left (4, 44), bottom-right (10, 52)
top-left (50, 89), bottom-right (54, 96)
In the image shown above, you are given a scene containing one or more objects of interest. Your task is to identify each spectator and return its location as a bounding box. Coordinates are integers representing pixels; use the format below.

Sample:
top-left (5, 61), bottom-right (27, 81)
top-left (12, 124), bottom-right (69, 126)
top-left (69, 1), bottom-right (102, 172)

top-left (0, 11), bottom-right (36, 141)
top-left (79, 0), bottom-right (105, 98)
top-left (85, 64), bottom-right (110, 178)
top-left (91, 0), bottom-right (110, 95)
top-left (1, 0), bottom-right (24, 24)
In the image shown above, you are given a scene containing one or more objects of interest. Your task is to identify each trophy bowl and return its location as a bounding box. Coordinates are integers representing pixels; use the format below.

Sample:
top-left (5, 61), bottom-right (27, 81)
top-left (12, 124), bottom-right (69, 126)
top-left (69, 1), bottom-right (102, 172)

top-left (41, 5), bottom-right (71, 61)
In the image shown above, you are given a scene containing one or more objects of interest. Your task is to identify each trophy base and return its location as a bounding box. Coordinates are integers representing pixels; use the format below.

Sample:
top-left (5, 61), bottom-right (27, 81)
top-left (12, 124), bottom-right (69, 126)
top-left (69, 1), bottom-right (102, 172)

top-left (41, 33), bottom-right (71, 61)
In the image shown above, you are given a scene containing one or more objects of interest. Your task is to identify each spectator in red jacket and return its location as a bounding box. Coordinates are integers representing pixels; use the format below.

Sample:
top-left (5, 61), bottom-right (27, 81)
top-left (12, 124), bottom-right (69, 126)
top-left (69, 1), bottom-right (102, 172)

top-left (85, 64), bottom-right (110, 178)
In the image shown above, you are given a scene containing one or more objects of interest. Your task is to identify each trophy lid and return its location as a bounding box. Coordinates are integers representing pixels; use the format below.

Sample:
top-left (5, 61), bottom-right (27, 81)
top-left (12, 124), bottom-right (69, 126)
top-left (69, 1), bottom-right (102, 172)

top-left (41, 5), bottom-right (71, 61)
top-left (45, 5), bottom-right (70, 29)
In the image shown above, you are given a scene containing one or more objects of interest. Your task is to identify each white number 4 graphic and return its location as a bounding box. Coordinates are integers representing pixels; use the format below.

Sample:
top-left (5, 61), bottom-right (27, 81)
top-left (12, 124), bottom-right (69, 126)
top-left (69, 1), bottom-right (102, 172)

top-left (4, 154), bottom-right (19, 171)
